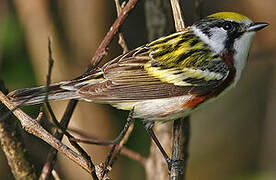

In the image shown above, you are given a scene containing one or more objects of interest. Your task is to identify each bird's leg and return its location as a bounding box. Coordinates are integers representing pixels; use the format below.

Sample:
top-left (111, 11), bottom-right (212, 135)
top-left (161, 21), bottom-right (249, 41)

top-left (110, 107), bottom-right (135, 144)
top-left (143, 121), bottom-right (173, 170)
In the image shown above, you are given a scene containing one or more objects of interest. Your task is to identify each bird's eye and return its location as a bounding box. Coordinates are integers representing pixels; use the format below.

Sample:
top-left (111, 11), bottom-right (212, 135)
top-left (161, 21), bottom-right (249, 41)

top-left (222, 22), bottom-right (234, 31)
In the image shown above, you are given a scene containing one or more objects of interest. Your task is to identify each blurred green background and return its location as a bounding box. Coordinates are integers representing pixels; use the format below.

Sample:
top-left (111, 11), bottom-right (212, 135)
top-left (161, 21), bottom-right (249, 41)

top-left (0, 0), bottom-right (275, 180)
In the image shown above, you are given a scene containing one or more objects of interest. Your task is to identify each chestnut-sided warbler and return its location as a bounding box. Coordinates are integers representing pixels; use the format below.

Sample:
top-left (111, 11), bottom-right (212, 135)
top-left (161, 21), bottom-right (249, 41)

top-left (9, 12), bottom-right (268, 122)
top-left (7, 12), bottom-right (268, 168)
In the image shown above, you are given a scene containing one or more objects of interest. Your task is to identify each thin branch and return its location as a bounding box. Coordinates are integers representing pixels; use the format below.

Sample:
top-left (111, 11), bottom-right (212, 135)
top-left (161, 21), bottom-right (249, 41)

top-left (170, 0), bottom-right (185, 31)
top-left (45, 37), bottom-right (54, 101)
top-left (120, 145), bottom-right (146, 164)
top-left (0, 91), bottom-right (92, 174)
top-left (51, 169), bottom-right (61, 180)
top-left (45, 101), bottom-right (98, 179)
top-left (39, 100), bottom-right (78, 180)
top-left (90, 0), bottom-right (139, 68)
top-left (68, 127), bottom-right (146, 165)
top-left (169, 1), bottom-right (190, 179)
top-left (115, 0), bottom-right (128, 53)
top-left (170, 118), bottom-right (190, 180)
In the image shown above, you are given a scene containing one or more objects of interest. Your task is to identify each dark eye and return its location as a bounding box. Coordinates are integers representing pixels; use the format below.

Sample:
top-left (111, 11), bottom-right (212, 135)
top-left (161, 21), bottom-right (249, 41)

top-left (223, 22), bottom-right (234, 31)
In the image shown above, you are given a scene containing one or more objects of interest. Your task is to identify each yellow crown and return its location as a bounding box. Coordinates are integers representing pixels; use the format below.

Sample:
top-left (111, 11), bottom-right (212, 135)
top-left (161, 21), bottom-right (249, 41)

top-left (208, 12), bottom-right (250, 22)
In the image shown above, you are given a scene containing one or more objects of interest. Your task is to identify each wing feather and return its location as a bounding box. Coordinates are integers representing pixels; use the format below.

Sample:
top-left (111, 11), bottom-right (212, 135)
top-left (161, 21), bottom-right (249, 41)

top-left (78, 29), bottom-right (230, 102)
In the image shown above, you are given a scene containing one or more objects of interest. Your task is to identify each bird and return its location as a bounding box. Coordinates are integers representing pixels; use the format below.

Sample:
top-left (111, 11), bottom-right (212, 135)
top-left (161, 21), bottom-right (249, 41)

top-left (8, 12), bottom-right (268, 167)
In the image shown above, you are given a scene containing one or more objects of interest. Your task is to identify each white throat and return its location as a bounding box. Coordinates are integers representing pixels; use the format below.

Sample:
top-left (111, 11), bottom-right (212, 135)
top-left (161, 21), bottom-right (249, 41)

top-left (232, 31), bottom-right (256, 86)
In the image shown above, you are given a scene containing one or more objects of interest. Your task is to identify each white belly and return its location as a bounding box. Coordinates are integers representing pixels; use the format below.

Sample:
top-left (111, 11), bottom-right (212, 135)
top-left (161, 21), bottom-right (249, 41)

top-left (111, 95), bottom-right (194, 121)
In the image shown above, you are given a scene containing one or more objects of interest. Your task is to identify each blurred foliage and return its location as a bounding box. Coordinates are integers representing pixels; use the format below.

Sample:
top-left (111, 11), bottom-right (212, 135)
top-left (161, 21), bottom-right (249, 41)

top-left (0, 13), bottom-right (37, 89)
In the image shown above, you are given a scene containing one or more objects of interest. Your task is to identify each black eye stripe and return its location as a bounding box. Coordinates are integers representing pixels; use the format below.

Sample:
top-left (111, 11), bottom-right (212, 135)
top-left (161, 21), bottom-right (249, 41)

top-left (209, 21), bottom-right (238, 31)
top-left (195, 19), bottom-right (240, 36)
top-left (194, 18), bottom-right (245, 52)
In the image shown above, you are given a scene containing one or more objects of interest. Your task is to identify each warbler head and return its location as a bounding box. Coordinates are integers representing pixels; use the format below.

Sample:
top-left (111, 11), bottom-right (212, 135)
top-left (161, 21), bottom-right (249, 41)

top-left (191, 12), bottom-right (268, 82)
top-left (192, 12), bottom-right (268, 53)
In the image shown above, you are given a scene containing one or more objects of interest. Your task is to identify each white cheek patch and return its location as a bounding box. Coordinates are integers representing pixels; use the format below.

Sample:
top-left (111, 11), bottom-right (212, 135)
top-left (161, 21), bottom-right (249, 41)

top-left (192, 26), bottom-right (227, 54)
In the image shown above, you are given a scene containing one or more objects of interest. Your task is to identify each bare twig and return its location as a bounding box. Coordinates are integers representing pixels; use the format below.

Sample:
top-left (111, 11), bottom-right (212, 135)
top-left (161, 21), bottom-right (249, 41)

top-left (90, 0), bottom-right (138, 68)
top-left (120, 145), bottom-right (146, 164)
top-left (45, 37), bottom-right (54, 100)
top-left (115, 0), bottom-right (128, 53)
top-left (51, 169), bottom-right (61, 180)
top-left (39, 100), bottom-right (78, 180)
top-left (36, 111), bottom-right (43, 122)
top-left (0, 91), bottom-right (92, 174)
top-left (170, 118), bottom-right (190, 180)
top-left (99, 1), bottom-right (134, 178)
top-left (169, 1), bottom-right (190, 179)
top-left (170, 0), bottom-right (185, 31)
top-left (45, 101), bottom-right (98, 179)
top-left (69, 127), bottom-right (146, 164)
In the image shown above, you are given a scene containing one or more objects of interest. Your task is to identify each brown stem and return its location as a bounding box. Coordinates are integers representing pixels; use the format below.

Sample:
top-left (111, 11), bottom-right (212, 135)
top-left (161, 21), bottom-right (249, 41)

top-left (0, 81), bottom-right (38, 180)
top-left (115, 0), bottom-right (129, 53)
top-left (68, 127), bottom-right (147, 165)
top-left (169, 1), bottom-right (190, 180)
top-left (39, 100), bottom-right (78, 180)
top-left (45, 100), bottom-right (98, 179)
top-left (90, 0), bottom-right (139, 68)
top-left (170, 0), bottom-right (185, 31)
top-left (0, 91), bottom-right (92, 175)
top-left (170, 118), bottom-right (190, 180)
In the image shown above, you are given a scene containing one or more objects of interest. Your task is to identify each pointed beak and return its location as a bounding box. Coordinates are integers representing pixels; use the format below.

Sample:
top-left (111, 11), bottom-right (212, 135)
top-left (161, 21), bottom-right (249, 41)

top-left (247, 22), bottom-right (269, 32)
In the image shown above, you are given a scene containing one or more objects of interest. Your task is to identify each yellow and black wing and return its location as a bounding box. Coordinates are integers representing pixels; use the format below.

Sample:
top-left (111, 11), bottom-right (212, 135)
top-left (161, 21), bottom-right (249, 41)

top-left (78, 30), bottom-right (230, 102)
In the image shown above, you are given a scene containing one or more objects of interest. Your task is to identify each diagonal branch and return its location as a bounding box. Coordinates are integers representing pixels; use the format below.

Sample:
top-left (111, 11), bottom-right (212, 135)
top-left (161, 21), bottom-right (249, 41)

top-left (68, 127), bottom-right (146, 164)
top-left (90, 0), bottom-right (139, 68)
top-left (115, 0), bottom-right (129, 53)
top-left (40, 100), bottom-right (78, 180)
top-left (0, 91), bottom-right (93, 175)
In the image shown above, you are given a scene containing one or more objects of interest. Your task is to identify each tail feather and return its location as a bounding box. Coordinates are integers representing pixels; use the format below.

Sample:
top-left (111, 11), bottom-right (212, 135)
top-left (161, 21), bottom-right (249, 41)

top-left (8, 68), bottom-right (104, 106)
top-left (8, 81), bottom-right (80, 106)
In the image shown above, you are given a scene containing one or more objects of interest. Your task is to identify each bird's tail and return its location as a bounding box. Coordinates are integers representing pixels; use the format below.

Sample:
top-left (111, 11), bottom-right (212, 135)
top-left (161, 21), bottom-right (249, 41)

top-left (8, 69), bottom-right (104, 106)
top-left (8, 81), bottom-right (81, 106)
